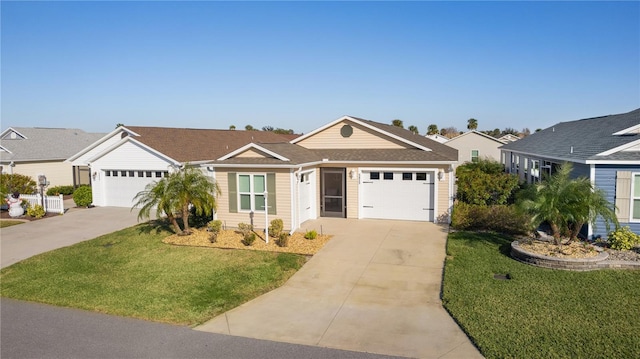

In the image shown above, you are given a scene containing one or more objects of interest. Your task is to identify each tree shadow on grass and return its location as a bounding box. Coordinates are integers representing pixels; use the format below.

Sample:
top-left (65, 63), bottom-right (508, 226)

top-left (136, 219), bottom-right (174, 235)
top-left (453, 231), bottom-right (515, 258)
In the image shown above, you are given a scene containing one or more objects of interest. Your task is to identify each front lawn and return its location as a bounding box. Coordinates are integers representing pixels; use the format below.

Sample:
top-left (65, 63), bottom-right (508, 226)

top-left (442, 231), bottom-right (640, 359)
top-left (0, 223), bottom-right (306, 325)
top-left (0, 220), bottom-right (24, 228)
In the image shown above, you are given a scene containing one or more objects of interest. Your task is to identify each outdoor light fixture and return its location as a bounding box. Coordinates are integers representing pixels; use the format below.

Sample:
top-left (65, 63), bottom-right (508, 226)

top-left (349, 169), bottom-right (357, 179)
top-left (438, 169), bottom-right (445, 181)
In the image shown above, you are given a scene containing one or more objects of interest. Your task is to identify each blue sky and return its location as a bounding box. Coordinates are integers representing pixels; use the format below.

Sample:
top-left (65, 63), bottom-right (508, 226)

top-left (2, 1), bottom-right (638, 135)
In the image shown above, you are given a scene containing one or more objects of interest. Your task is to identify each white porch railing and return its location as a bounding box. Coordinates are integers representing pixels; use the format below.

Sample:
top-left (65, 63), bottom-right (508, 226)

top-left (20, 194), bottom-right (65, 214)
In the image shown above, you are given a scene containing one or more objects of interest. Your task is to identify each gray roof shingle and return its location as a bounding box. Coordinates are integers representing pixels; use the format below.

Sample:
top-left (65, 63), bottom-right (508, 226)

top-left (500, 108), bottom-right (640, 162)
top-left (0, 127), bottom-right (106, 162)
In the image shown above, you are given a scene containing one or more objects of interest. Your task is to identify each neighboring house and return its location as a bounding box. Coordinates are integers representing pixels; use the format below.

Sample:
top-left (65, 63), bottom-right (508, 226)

top-left (0, 127), bottom-right (105, 188)
top-left (445, 130), bottom-right (506, 163)
top-left (69, 116), bottom-right (458, 232)
top-left (500, 108), bottom-right (640, 237)
top-left (425, 134), bottom-right (449, 144)
top-left (498, 134), bottom-right (520, 143)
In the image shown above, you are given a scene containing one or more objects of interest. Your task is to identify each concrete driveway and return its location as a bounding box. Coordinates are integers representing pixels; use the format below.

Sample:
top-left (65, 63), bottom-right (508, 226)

top-left (1, 205), bottom-right (144, 269)
top-left (197, 218), bottom-right (482, 359)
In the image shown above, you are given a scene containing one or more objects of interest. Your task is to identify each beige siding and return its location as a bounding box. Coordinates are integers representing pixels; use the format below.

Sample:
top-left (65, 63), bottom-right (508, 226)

top-left (298, 121), bottom-right (410, 149)
top-left (11, 161), bottom-right (74, 188)
top-left (235, 148), bottom-right (270, 158)
top-left (446, 133), bottom-right (503, 163)
top-left (345, 166), bottom-right (359, 218)
top-left (437, 166), bottom-right (453, 221)
top-left (215, 168), bottom-right (293, 231)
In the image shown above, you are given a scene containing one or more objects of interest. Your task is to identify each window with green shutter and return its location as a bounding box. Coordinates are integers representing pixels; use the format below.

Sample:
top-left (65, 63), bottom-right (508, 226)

top-left (233, 173), bottom-right (274, 213)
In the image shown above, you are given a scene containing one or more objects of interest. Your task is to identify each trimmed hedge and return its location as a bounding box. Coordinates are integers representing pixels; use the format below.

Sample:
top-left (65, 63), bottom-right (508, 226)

top-left (72, 186), bottom-right (93, 207)
top-left (451, 201), bottom-right (532, 235)
top-left (46, 185), bottom-right (75, 196)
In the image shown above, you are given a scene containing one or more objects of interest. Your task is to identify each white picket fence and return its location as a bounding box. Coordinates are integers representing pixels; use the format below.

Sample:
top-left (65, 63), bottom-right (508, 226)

top-left (19, 194), bottom-right (65, 214)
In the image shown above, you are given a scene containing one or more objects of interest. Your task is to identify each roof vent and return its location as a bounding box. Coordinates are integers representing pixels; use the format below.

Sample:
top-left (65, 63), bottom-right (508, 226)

top-left (570, 146), bottom-right (574, 154)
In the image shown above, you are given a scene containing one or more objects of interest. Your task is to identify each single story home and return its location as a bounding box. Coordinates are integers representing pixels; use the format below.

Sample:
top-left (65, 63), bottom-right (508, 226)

top-left (69, 116), bottom-right (458, 231)
top-left (500, 108), bottom-right (640, 237)
top-left (1, 127), bottom-right (105, 188)
top-left (445, 130), bottom-right (507, 163)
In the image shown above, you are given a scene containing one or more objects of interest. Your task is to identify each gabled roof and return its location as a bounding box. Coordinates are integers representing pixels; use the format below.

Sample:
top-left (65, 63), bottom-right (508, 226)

top-left (500, 108), bottom-right (640, 163)
top-left (0, 127), bottom-right (106, 163)
top-left (117, 126), bottom-right (295, 163)
top-left (425, 134), bottom-right (449, 143)
top-left (447, 130), bottom-right (507, 145)
top-left (498, 134), bottom-right (520, 142)
top-left (291, 115), bottom-right (457, 161)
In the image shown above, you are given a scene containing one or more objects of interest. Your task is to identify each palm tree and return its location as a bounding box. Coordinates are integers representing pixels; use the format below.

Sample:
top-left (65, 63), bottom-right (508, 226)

top-left (519, 163), bottom-right (618, 242)
top-left (133, 166), bottom-right (221, 235)
top-left (132, 177), bottom-right (182, 234)
top-left (391, 119), bottom-right (404, 128)
top-left (427, 124), bottom-right (438, 135)
top-left (408, 125), bottom-right (419, 135)
top-left (166, 166), bottom-right (221, 235)
top-left (467, 118), bottom-right (478, 130)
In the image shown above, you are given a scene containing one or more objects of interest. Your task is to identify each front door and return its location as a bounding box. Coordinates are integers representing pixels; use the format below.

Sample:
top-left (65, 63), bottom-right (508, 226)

top-left (321, 168), bottom-right (345, 218)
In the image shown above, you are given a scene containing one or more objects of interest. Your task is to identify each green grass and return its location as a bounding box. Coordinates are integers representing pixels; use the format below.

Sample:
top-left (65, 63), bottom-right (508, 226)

top-left (0, 220), bottom-right (24, 228)
top-left (0, 223), bottom-right (306, 326)
top-left (442, 231), bottom-right (640, 359)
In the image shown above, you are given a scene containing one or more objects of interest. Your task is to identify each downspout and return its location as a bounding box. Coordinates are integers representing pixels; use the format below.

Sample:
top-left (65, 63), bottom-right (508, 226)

top-left (291, 167), bottom-right (302, 234)
top-left (589, 164), bottom-right (596, 239)
top-left (449, 164), bottom-right (454, 224)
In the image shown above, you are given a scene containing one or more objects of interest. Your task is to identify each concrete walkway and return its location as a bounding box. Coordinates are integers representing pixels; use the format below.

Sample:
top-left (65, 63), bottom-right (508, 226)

top-left (197, 218), bottom-right (482, 359)
top-left (1, 204), bottom-right (144, 269)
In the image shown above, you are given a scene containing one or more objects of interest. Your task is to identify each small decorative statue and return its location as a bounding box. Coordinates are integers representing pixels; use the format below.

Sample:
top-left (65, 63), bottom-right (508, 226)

top-left (7, 192), bottom-right (24, 218)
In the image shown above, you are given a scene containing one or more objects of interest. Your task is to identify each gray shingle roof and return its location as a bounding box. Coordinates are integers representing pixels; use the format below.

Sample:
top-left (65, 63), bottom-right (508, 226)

top-left (500, 108), bottom-right (640, 162)
top-left (0, 127), bottom-right (106, 162)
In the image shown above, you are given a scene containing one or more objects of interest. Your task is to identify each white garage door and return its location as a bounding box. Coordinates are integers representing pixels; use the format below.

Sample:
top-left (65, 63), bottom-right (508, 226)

top-left (298, 171), bottom-right (317, 224)
top-left (103, 170), bottom-right (167, 207)
top-left (361, 170), bottom-right (435, 221)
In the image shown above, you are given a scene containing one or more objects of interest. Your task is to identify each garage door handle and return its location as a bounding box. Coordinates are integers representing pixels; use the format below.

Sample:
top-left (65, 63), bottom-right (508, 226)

top-left (363, 205), bottom-right (374, 208)
top-left (363, 181), bottom-right (373, 184)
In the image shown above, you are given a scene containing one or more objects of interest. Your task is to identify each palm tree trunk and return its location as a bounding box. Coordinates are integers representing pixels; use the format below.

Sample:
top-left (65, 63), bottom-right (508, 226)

top-left (569, 222), bottom-right (584, 241)
top-left (550, 222), bottom-right (562, 244)
top-left (181, 204), bottom-right (191, 235)
top-left (167, 214), bottom-right (182, 235)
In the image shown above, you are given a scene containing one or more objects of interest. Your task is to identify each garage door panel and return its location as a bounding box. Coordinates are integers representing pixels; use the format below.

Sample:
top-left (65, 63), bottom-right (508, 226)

top-left (103, 170), bottom-right (165, 208)
top-left (361, 170), bottom-right (434, 222)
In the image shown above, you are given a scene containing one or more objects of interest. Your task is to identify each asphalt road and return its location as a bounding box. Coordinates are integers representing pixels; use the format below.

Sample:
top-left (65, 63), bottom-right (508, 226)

top-left (0, 298), bottom-right (403, 359)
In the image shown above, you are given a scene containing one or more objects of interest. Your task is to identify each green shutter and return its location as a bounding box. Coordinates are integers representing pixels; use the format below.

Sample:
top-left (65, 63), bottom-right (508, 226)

top-left (228, 173), bottom-right (237, 213)
top-left (267, 173), bottom-right (277, 215)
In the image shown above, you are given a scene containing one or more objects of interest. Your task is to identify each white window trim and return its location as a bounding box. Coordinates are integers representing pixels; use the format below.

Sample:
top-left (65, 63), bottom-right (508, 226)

top-left (471, 149), bottom-right (479, 162)
top-left (631, 172), bottom-right (640, 223)
top-left (237, 173), bottom-right (267, 213)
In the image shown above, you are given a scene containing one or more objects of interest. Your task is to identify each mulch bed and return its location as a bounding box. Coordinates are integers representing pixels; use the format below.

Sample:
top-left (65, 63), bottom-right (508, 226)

top-left (164, 228), bottom-right (333, 256)
top-left (0, 209), bottom-right (59, 221)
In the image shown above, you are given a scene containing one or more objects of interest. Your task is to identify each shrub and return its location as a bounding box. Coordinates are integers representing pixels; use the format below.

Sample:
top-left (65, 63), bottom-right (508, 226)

top-left (242, 233), bottom-right (256, 246)
top-left (46, 185), bottom-right (75, 196)
top-left (0, 173), bottom-right (37, 198)
top-left (268, 219), bottom-right (284, 238)
top-left (237, 222), bottom-right (253, 237)
top-left (607, 227), bottom-right (640, 250)
top-left (26, 204), bottom-right (45, 219)
top-left (72, 186), bottom-right (93, 207)
top-left (275, 233), bottom-right (290, 247)
top-left (451, 201), bottom-right (532, 235)
top-left (207, 220), bottom-right (223, 243)
top-left (304, 230), bottom-right (317, 240)
top-left (455, 159), bottom-right (519, 206)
